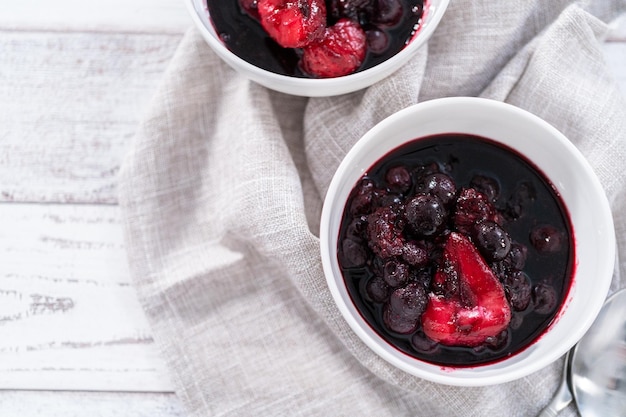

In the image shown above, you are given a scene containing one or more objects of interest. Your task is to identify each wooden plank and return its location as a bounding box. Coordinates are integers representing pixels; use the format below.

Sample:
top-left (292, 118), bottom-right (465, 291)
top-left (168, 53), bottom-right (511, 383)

top-left (0, 31), bottom-right (181, 204)
top-left (0, 391), bottom-right (186, 417)
top-left (0, 0), bottom-right (191, 34)
top-left (0, 203), bottom-right (174, 392)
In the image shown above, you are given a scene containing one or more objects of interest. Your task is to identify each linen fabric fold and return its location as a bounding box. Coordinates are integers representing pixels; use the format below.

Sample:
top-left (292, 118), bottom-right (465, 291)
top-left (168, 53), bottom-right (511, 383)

top-left (119, 1), bottom-right (626, 416)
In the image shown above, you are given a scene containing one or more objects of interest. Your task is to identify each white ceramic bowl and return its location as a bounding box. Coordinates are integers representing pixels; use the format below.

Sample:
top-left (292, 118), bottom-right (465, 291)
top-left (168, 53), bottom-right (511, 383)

top-left (184, 0), bottom-right (449, 97)
top-left (320, 97), bottom-right (616, 386)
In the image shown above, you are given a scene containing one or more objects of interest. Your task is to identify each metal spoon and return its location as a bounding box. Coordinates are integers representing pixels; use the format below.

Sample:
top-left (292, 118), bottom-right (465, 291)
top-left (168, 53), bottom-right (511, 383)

top-left (539, 288), bottom-right (626, 416)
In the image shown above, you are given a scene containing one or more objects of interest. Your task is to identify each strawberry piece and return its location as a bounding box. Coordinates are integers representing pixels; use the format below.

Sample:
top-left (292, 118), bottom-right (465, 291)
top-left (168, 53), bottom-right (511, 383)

top-left (257, 0), bottom-right (326, 48)
top-left (301, 18), bottom-right (367, 78)
top-left (422, 232), bottom-right (511, 347)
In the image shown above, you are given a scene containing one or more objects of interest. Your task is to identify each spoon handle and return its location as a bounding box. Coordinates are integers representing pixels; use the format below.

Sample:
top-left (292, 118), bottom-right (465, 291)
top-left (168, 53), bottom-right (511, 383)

top-left (537, 351), bottom-right (573, 417)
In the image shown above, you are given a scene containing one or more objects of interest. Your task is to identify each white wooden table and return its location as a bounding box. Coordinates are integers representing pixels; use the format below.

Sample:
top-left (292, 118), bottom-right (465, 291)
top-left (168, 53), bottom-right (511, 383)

top-left (0, 1), bottom-right (625, 415)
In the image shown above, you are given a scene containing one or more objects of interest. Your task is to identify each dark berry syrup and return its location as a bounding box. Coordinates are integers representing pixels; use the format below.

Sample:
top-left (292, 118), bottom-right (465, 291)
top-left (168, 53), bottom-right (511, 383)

top-left (338, 134), bottom-right (575, 366)
top-left (205, 0), bottom-right (427, 77)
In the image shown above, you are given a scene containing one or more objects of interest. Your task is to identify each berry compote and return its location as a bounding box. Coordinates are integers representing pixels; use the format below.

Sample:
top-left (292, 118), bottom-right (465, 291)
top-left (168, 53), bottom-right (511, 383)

top-left (338, 134), bottom-right (574, 366)
top-left (205, 0), bottom-right (427, 77)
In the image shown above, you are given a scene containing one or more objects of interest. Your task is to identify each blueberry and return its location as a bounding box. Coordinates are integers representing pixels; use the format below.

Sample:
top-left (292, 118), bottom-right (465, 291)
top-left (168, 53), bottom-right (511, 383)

top-left (383, 259), bottom-right (410, 287)
top-left (387, 282), bottom-right (427, 320)
top-left (505, 181), bottom-right (536, 220)
top-left (412, 162), bottom-right (440, 182)
top-left (385, 165), bottom-right (412, 193)
top-left (505, 242), bottom-right (528, 271)
top-left (376, 192), bottom-right (402, 208)
top-left (366, 28), bottom-right (389, 54)
top-left (349, 178), bottom-right (376, 215)
top-left (371, 0), bottom-right (403, 26)
top-left (484, 330), bottom-right (509, 350)
top-left (340, 238), bottom-right (368, 267)
top-left (329, 0), bottom-right (374, 22)
top-left (404, 194), bottom-right (447, 236)
top-left (415, 173), bottom-right (457, 206)
top-left (411, 331), bottom-right (438, 353)
top-left (345, 216), bottom-right (367, 242)
top-left (533, 283), bottom-right (558, 314)
top-left (503, 271), bottom-right (532, 311)
top-left (366, 275), bottom-right (390, 303)
top-left (475, 220), bottom-right (511, 261)
top-left (383, 282), bottom-right (427, 333)
top-left (469, 174), bottom-right (500, 202)
top-left (383, 304), bottom-right (419, 334)
top-left (530, 225), bottom-right (565, 253)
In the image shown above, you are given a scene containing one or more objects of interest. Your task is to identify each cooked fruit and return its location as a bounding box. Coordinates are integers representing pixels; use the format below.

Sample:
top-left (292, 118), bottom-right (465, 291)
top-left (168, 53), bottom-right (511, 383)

top-left (301, 19), bottom-right (367, 78)
top-left (422, 232), bottom-right (512, 347)
top-left (475, 220), bottom-right (511, 261)
top-left (257, 0), bottom-right (327, 48)
top-left (383, 282), bottom-right (427, 334)
top-left (453, 188), bottom-right (501, 235)
top-left (415, 172), bottom-right (457, 206)
top-left (530, 224), bottom-right (565, 253)
top-left (338, 135), bottom-right (572, 365)
top-left (404, 194), bottom-right (447, 236)
top-left (366, 205), bottom-right (405, 259)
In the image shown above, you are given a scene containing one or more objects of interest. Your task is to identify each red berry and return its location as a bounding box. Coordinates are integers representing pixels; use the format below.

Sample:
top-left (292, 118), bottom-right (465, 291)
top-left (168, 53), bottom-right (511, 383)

top-left (453, 187), bottom-right (500, 236)
top-left (301, 19), bottom-right (367, 78)
top-left (366, 206), bottom-right (405, 259)
top-left (258, 0), bottom-right (326, 48)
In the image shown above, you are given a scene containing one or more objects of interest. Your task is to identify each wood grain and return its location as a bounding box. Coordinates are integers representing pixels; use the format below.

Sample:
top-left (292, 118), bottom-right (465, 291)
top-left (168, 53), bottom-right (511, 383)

top-left (0, 391), bottom-right (185, 416)
top-left (0, 0), bottom-right (623, 408)
top-left (0, 203), bottom-right (174, 392)
top-left (0, 31), bottom-right (181, 204)
top-left (0, 0), bottom-right (191, 34)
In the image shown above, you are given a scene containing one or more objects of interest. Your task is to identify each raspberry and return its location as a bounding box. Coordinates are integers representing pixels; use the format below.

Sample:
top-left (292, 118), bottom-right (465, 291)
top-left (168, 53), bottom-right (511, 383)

top-left (401, 240), bottom-right (428, 267)
top-left (453, 188), bottom-right (500, 236)
top-left (257, 0), bottom-right (326, 48)
top-left (366, 206), bottom-right (405, 259)
top-left (301, 19), bottom-right (367, 78)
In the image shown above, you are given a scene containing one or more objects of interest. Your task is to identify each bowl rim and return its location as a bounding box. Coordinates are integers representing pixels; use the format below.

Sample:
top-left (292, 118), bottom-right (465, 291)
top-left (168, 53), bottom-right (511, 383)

top-left (319, 97), bottom-right (616, 386)
top-left (184, 0), bottom-right (450, 97)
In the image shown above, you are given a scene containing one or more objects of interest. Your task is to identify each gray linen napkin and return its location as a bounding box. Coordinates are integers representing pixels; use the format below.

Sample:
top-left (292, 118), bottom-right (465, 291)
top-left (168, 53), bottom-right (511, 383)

top-left (119, 1), bottom-right (626, 416)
